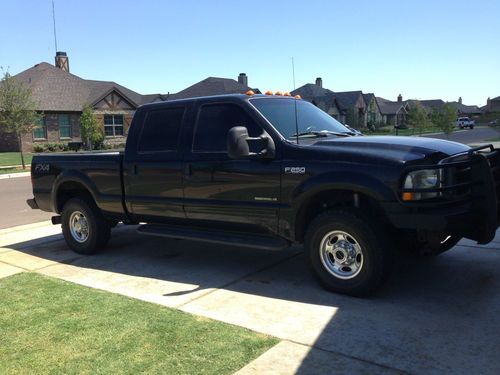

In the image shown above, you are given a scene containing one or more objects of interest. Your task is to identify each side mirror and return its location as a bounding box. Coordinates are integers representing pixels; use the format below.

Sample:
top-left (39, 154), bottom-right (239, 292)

top-left (227, 126), bottom-right (275, 160)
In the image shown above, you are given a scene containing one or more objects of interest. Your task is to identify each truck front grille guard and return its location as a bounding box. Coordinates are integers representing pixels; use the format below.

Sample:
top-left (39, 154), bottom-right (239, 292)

top-left (400, 144), bottom-right (500, 208)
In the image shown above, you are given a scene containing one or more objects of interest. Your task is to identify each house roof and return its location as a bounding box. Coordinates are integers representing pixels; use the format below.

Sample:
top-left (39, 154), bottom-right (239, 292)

top-left (376, 97), bottom-right (407, 115)
top-left (362, 93), bottom-right (374, 106)
top-left (10, 62), bottom-right (162, 111)
top-left (334, 91), bottom-right (363, 111)
top-left (448, 101), bottom-right (482, 114)
top-left (415, 99), bottom-right (446, 111)
top-left (168, 77), bottom-right (259, 100)
top-left (290, 83), bottom-right (334, 101)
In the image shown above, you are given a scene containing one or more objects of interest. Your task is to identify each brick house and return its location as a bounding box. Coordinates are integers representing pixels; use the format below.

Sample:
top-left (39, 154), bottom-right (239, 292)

top-left (0, 52), bottom-right (167, 152)
top-left (1, 53), bottom-right (258, 152)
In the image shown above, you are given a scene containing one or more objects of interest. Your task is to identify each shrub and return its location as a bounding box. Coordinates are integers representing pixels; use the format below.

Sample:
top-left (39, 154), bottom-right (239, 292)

top-left (33, 142), bottom-right (70, 153)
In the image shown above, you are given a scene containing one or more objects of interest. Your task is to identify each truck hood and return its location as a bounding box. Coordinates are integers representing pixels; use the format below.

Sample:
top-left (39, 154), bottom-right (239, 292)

top-left (312, 136), bottom-right (470, 164)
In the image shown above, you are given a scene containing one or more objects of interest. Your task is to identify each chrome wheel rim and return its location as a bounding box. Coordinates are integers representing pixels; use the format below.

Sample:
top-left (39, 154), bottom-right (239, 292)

top-left (69, 211), bottom-right (90, 243)
top-left (319, 230), bottom-right (363, 279)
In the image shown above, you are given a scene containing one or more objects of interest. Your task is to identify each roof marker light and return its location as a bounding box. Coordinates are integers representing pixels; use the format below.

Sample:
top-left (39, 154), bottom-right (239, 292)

top-left (295, 95), bottom-right (302, 99)
top-left (275, 91), bottom-right (282, 96)
top-left (265, 90), bottom-right (273, 95)
top-left (246, 90), bottom-right (255, 96)
top-left (283, 92), bottom-right (291, 96)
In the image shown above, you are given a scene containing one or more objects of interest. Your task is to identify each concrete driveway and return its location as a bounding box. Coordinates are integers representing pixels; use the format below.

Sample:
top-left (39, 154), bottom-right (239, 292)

top-left (1, 223), bottom-right (499, 374)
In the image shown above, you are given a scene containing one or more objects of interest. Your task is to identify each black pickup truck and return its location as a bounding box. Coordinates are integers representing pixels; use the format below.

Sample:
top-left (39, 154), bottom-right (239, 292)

top-left (28, 93), bottom-right (500, 295)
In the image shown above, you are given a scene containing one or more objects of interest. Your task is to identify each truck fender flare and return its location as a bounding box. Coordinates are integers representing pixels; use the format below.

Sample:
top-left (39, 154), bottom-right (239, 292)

top-left (51, 170), bottom-right (100, 213)
top-left (292, 172), bottom-right (395, 208)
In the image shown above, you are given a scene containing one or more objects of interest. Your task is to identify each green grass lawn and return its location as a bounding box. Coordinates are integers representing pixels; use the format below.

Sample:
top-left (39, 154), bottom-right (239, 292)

top-left (368, 126), bottom-right (446, 136)
top-left (0, 273), bottom-right (278, 375)
top-left (0, 152), bottom-right (32, 167)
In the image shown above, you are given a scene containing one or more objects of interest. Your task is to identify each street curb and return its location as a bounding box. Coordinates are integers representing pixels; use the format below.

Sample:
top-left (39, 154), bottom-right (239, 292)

top-left (0, 172), bottom-right (31, 179)
top-left (0, 220), bottom-right (53, 236)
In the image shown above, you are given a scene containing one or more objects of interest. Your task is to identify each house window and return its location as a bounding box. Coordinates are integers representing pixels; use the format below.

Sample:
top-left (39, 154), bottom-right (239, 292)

top-left (59, 114), bottom-right (72, 138)
top-left (33, 116), bottom-right (47, 139)
top-left (104, 114), bottom-right (124, 137)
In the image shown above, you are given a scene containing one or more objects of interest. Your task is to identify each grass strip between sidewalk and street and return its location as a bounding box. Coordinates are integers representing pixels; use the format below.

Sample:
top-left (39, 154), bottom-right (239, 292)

top-left (0, 273), bottom-right (278, 375)
top-left (0, 152), bottom-right (33, 167)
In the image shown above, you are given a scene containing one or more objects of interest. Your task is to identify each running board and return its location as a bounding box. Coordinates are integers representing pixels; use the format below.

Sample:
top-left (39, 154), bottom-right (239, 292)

top-left (137, 224), bottom-right (290, 251)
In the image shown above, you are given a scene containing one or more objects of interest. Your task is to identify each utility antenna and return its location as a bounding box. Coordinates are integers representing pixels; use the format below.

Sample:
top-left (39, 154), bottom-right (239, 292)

top-left (52, 0), bottom-right (58, 52)
top-left (291, 57), bottom-right (296, 90)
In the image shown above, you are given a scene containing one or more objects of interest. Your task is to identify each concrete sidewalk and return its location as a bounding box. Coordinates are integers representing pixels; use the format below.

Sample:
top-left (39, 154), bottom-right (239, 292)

top-left (1, 221), bottom-right (500, 374)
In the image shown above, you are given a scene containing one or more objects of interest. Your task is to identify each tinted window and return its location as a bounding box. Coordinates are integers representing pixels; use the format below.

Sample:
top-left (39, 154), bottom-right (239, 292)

top-left (139, 107), bottom-right (184, 152)
top-left (193, 104), bottom-right (262, 152)
top-left (250, 98), bottom-right (348, 141)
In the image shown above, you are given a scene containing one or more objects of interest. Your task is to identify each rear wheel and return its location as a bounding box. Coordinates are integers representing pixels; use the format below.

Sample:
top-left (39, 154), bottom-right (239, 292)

top-left (62, 198), bottom-right (111, 254)
top-left (305, 210), bottom-right (392, 296)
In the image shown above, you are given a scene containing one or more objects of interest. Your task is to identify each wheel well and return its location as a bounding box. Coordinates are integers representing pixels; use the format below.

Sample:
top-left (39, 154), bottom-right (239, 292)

top-left (294, 190), bottom-right (386, 242)
top-left (56, 181), bottom-right (93, 213)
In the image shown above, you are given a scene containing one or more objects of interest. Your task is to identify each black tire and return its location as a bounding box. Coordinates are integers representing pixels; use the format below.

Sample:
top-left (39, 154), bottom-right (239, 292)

top-left (61, 197), bottom-right (111, 254)
top-left (305, 209), bottom-right (392, 296)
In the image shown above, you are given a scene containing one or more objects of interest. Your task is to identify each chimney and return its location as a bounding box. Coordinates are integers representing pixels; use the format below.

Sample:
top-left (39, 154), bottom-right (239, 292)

top-left (315, 77), bottom-right (323, 88)
top-left (55, 51), bottom-right (69, 72)
top-left (238, 73), bottom-right (248, 87)
top-left (458, 97), bottom-right (462, 104)
top-left (397, 94), bottom-right (402, 103)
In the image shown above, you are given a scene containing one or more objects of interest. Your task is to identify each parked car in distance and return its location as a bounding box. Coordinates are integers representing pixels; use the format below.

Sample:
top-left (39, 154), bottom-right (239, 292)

top-left (456, 117), bottom-right (475, 129)
top-left (27, 93), bottom-right (500, 296)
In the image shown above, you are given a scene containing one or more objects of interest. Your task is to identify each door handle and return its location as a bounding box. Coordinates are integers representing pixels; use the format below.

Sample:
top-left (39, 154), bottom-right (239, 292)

top-left (133, 164), bottom-right (138, 175)
top-left (184, 164), bottom-right (192, 177)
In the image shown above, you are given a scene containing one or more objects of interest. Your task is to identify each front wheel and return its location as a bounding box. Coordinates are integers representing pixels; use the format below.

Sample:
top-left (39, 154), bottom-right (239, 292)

top-left (305, 210), bottom-right (392, 296)
top-left (61, 198), bottom-right (111, 254)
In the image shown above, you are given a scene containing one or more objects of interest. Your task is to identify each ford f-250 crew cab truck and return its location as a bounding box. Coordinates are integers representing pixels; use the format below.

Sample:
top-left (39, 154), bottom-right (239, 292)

top-left (27, 93), bottom-right (500, 296)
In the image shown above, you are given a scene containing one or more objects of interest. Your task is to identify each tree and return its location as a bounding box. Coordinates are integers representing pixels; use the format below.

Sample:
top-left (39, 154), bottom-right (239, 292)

top-left (406, 102), bottom-right (430, 135)
top-left (80, 105), bottom-right (103, 150)
top-left (433, 103), bottom-right (456, 137)
top-left (0, 69), bottom-right (41, 169)
top-left (345, 108), bottom-right (356, 128)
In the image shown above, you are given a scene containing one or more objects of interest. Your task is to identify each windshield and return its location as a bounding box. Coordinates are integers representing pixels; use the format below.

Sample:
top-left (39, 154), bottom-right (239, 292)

top-left (250, 98), bottom-right (350, 142)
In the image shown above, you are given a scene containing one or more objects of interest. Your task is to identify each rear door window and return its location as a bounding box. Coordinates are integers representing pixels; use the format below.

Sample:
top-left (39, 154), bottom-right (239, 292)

top-left (193, 103), bottom-right (261, 153)
top-left (138, 107), bottom-right (185, 153)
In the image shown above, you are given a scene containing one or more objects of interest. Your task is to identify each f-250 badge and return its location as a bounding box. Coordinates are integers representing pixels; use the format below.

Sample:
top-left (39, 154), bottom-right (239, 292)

top-left (34, 164), bottom-right (50, 173)
top-left (284, 167), bottom-right (306, 174)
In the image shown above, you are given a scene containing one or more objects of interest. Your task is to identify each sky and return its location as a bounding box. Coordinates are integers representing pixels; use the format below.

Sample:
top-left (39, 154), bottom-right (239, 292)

top-left (0, 0), bottom-right (499, 106)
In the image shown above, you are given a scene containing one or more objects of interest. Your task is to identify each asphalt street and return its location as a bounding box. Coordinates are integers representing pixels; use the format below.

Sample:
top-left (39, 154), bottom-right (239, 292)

top-left (424, 125), bottom-right (500, 144)
top-left (0, 176), bottom-right (52, 229)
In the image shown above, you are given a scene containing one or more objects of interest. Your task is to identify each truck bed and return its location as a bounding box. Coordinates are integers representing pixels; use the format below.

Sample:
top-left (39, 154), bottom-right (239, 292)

top-left (31, 151), bottom-right (126, 218)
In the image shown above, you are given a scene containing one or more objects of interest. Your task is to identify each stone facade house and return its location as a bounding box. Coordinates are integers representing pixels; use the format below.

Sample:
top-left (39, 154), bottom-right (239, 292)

top-left (363, 93), bottom-right (383, 127)
top-left (485, 96), bottom-right (500, 113)
top-left (376, 96), bottom-right (408, 127)
top-left (291, 79), bottom-right (368, 128)
top-left (448, 97), bottom-right (482, 117)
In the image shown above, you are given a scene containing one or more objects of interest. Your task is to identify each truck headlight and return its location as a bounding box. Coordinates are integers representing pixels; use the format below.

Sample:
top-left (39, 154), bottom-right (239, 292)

top-left (402, 169), bottom-right (441, 201)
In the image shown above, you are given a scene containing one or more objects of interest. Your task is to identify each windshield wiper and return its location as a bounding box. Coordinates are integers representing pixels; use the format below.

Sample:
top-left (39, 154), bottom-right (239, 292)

top-left (290, 130), bottom-right (352, 138)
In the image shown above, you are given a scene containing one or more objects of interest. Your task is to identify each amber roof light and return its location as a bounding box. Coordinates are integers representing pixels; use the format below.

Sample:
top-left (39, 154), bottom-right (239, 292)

top-left (246, 90), bottom-right (255, 96)
top-left (295, 95), bottom-right (302, 99)
top-left (265, 90), bottom-right (273, 95)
